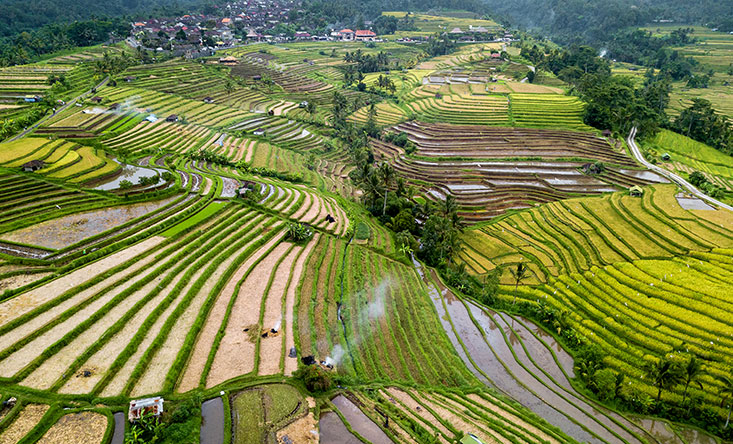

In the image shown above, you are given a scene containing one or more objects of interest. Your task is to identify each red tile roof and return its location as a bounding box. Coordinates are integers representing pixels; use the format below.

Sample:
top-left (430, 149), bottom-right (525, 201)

top-left (339, 29), bottom-right (354, 34)
top-left (355, 29), bottom-right (376, 36)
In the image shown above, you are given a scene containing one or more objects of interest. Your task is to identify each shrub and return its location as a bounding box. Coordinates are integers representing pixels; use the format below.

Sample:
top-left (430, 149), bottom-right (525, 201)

top-left (119, 180), bottom-right (133, 190)
top-left (286, 222), bottom-right (312, 242)
top-left (294, 365), bottom-right (334, 393)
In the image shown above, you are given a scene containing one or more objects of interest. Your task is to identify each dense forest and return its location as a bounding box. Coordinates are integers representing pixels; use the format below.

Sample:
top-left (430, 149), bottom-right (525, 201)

top-left (0, 0), bottom-right (202, 38)
top-left (483, 0), bottom-right (733, 45)
top-left (298, 0), bottom-right (490, 30)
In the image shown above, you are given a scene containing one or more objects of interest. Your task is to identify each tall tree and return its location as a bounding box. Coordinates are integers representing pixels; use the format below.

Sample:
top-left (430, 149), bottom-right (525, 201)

top-left (719, 375), bottom-right (733, 429)
top-left (379, 162), bottom-right (394, 216)
top-left (682, 355), bottom-right (704, 403)
top-left (510, 262), bottom-right (530, 304)
top-left (645, 358), bottom-right (684, 404)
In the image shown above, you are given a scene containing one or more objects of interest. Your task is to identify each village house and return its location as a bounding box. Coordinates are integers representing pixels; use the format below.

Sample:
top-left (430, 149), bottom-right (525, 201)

top-left (338, 29), bottom-right (355, 41)
top-left (355, 29), bottom-right (377, 41)
top-left (128, 397), bottom-right (164, 422)
top-left (219, 55), bottom-right (239, 65)
top-left (22, 160), bottom-right (44, 172)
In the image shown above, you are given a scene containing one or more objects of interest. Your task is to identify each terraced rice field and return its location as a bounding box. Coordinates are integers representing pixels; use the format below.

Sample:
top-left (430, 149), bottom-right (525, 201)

top-left (373, 121), bottom-right (665, 222)
top-left (295, 236), bottom-right (467, 385)
top-left (647, 130), bottom-right (733, 190)
top-left (1, 19), bottom-right (732, 444)
top-left (418, 262), bottom-right (669, 444)
top-left (509, 250), bottom-right (733, 409)
top-left (347, 387), bottom-right (575, 444)
top-left (459, 185), bottom-right (733, 281)
top-left (0, 137), bottom-right (118, 184)
top-left (0, 59), bottom-right (97, 122)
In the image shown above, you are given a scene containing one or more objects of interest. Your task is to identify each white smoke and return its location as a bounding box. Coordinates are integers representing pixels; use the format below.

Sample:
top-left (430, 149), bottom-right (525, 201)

top-left (324, 276), bottom-right (393, 367)
top-left (325, 344), bottom-right (345, 366)
top-left (599, 48), bottom-right (608, 58)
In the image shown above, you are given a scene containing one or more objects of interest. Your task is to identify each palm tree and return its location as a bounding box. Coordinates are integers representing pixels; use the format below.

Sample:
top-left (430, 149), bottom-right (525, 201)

top-left (441, 194), bottom-right (458, 218)
top-left (224, 78), bottom-right (234, 96)
top-left (379, 162), bottom-right (394, 215)
top-left (510, 263), bottom-right (530, 304)
top-left (645, 357), bottom-right (683, 404)
top-left (682, 355), bottom-right (704, 403)
top-left (719, 375), bottom-right (733, 429)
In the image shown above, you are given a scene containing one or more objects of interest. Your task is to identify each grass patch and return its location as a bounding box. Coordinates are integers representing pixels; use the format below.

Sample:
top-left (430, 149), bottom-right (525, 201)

top-left (160, 202), bottom-right (227, 237)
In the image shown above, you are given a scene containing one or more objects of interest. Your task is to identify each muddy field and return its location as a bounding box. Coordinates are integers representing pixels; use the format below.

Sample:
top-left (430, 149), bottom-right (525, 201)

top-left (1, 198), bottom-right (175, 249)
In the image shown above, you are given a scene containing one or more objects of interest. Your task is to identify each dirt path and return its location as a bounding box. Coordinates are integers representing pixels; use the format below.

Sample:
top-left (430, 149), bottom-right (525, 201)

top-left (206, 241), bottom-right (291, 388)
top-left (257, 246), bottom-right (303, 376)
top-left (283, 234), bottom-right (319, 375)
top-left (37, 411), bottom-right (107, 444)
top-left (244, 140), bottom-right (256, 163)
top-left (176, 230), bottom-right (283, 392)
top-left (202, 177), bottom-right (213, 195)
top-left (0, 237), bottom-right (164, 327)
top-left (0, 404), bottom-right (49, 444)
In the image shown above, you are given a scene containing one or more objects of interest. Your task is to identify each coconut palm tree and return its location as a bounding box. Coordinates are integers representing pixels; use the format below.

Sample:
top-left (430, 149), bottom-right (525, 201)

top-left (441, 194), bottom-right (459, 218)
top-left (719, 375), bottom-right (733, 429)
top-left (510, 262), bottom-right (530, 304)
top-left (379, 162), bottom-right (394, 216)
top-left (682, 355), bottom-right (704, 403)
top-left (645, 357), bottom-right (683, 404)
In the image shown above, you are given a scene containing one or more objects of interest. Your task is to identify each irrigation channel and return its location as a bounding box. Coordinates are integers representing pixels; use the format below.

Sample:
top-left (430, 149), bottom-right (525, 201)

top-left (411, 256), bottom-right (659, 444)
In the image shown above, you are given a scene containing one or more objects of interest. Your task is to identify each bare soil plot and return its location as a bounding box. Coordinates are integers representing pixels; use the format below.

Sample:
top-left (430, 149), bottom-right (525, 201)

top-left (37, 411), bottom-right (107, 444)
top-left (19, 270), bottom-right (177, 390)
top-left (0, 242), bottom-right (162, 356)
top-left (276, 410), bottom-right (318, 444)
top-left (0, 272), bottom-right (51, 292)
top-left (283, 234), bottom-right (319, 375)
top-left (257, 246), bottom-right (301, 376)
top-left (131, 222), bottom-right (273, 396)
top-left (0, 236), bottom-right (164, 327)
top-left (0, 404), bottom-right (49, 444)
top-left (59, 263), bottom-right (197, 395)
top-left (177, 230), bottom-right (284, 392)
top-left (207, 242), bottom-right (292, 387)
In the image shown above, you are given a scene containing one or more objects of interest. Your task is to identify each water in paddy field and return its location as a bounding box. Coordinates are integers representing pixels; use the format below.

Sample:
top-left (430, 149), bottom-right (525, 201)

top-left (200, 397), bottom-right (225, 444)
top-left (93, 158), bottom-right (168, 191)
top-left (410, 256), bottom-right (657, 444)
top-left (330, 395), bottom-right (392, 444)
top-left (318, 412), bottom-right (361, 444)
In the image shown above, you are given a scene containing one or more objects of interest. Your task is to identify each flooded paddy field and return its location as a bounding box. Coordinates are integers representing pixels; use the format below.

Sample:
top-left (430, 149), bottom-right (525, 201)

top-left (0, 196), bottom-right (176, 249)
